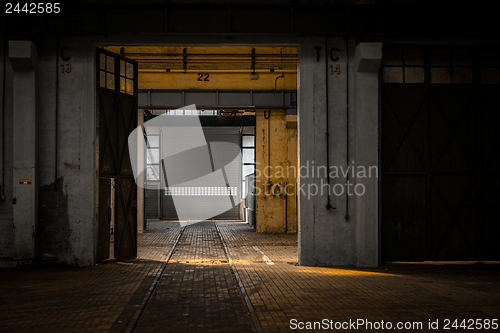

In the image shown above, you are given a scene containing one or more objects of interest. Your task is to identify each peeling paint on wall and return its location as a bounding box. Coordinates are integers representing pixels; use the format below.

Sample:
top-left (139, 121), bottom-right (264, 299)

top-left (256, 110), bottom-right (297, 233)
top-left (37, 177), bottom-right (71, 265)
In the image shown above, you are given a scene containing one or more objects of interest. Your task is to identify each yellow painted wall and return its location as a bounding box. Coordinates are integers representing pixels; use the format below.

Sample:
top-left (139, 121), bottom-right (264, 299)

top-left (255, 110), bottom-right (297, 233)
top-left (286, 115), bottom-right (298, 233)
top-left (103, 46), bottom-right (297, 91)
top-left (138, 72), bottom-right (296, 91)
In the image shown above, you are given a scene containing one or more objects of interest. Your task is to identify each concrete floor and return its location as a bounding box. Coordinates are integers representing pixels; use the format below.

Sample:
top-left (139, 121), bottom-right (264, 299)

top-left (0, 220), bottom-right (499, 333)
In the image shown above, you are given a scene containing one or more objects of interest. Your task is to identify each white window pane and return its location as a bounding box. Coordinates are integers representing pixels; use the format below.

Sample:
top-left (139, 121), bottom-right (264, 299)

top-left (242, 165), bottom-right (254, 178)
top-left (146, 165), bottom-right (160, 181)
top-left (242, 136), bottom-right (255, 147)
top-left (147, 149), bottom-right (160, 164)
top-left (242, 149), bottom-right (254, 164)
top-left (147, 136), bottom-right (159, 148)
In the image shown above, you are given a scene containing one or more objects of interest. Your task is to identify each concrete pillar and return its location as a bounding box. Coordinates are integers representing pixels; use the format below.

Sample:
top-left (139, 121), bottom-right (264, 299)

top-left (298, 38), bottom-right (356, 266)
top-left (298, 38), bottom-right (381, 267)
top-left (9, 41), bottom-right (38, 263)
top-left (298, 39), bottom-right (333, 265)
top-left (0, 38), bottom-right (14, 267)
top-left (353, 42), bottom-right (382, 267)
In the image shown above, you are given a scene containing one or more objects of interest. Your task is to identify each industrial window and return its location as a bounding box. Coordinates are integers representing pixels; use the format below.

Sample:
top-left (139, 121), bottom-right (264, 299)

top-left (99, 53), bottom-right (116, 90)
top-left (119, 60), bottom-right (135, 95)
top-left (146, 135), bottom-right (160, 182)
top-left (430, 49), bottom-right (472, 84)
top-left (382, 48), bottom-right (487, 84)
top-left (241, 127), bottom-right (255, 199)
top-left (164, 187), bottom-right (237, 196)
top-left (480, 50), bottom-right (500, 84)
top-left (382, 49), bottom-right (425, 84)
top-left (98, 51), bottom-right (136, 95)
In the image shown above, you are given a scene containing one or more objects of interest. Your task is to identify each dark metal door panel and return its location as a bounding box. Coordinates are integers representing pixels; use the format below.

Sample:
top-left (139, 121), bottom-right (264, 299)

top-left (381, 47), bottom-right (500, 261)
top-left (115, 177), bottom-right (137, 260)
top-left (97, 48), bottom-right (138, 262)
top-left (381, 85), bottom-right (430, 261)
top-left (479, 87), bottom-right (500, 260)
top-left (382, 175), bottom-right (427, 261)
top-left (382, 84), bottom-right (481, 261)
top-left (428, 87), bottom-right (480, 260)
top-left (97, 178), bottom-right (111, 262)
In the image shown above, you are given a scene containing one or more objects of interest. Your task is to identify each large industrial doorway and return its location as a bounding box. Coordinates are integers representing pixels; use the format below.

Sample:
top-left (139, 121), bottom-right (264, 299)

top-left (97, 45), bottom-right (298, 260)
top-left (143, 124), bottom-right (243, 221)
top-left (381, 46), bottom-right (500, 261)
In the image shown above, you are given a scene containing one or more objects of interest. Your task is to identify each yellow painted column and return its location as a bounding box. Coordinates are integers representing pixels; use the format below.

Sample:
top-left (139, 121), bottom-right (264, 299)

top-left (286, 115), bottom-right (298, 233)
top-left (255, 110), bottom-right (297, 233)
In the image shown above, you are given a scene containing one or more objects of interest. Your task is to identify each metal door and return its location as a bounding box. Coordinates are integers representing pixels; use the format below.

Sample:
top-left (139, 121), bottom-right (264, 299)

top-left (96, 48), bottom-right (138, 261)
top-left (381, 47), bottom-right (500, 261)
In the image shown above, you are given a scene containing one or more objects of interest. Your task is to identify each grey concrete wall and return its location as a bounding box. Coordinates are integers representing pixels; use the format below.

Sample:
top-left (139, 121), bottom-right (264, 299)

top-left (10, 41), bottom-right (39, 263)
top-left (328, 37), bottom-right (356, 265)
top-left (0, 36), bottom-right (96, 266)
top-left (0, 37), bottom-right (15, 266)
top-left (50, 36), bottom-right (96, 266)
top-left (353, 43), bottom-right (382, 267)
top-left (36, 36), bottom-right (70, 264)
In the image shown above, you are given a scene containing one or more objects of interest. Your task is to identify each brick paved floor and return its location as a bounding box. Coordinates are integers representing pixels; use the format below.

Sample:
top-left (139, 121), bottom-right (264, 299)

top-left (216, 221), bottom-right (500, 333)
top-left (134, 222), bottom-right (254, 333)
top-left (0, 220), bottom-right (499, 333)
top-left (0, 221), bottom-right (181, 333)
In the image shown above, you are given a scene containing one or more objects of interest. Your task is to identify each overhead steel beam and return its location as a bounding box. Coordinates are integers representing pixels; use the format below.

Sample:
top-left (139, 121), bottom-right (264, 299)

top-left (142, 111), bottom-right (256, 126)
top-left (138, 90), bottom-right (297, 110)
